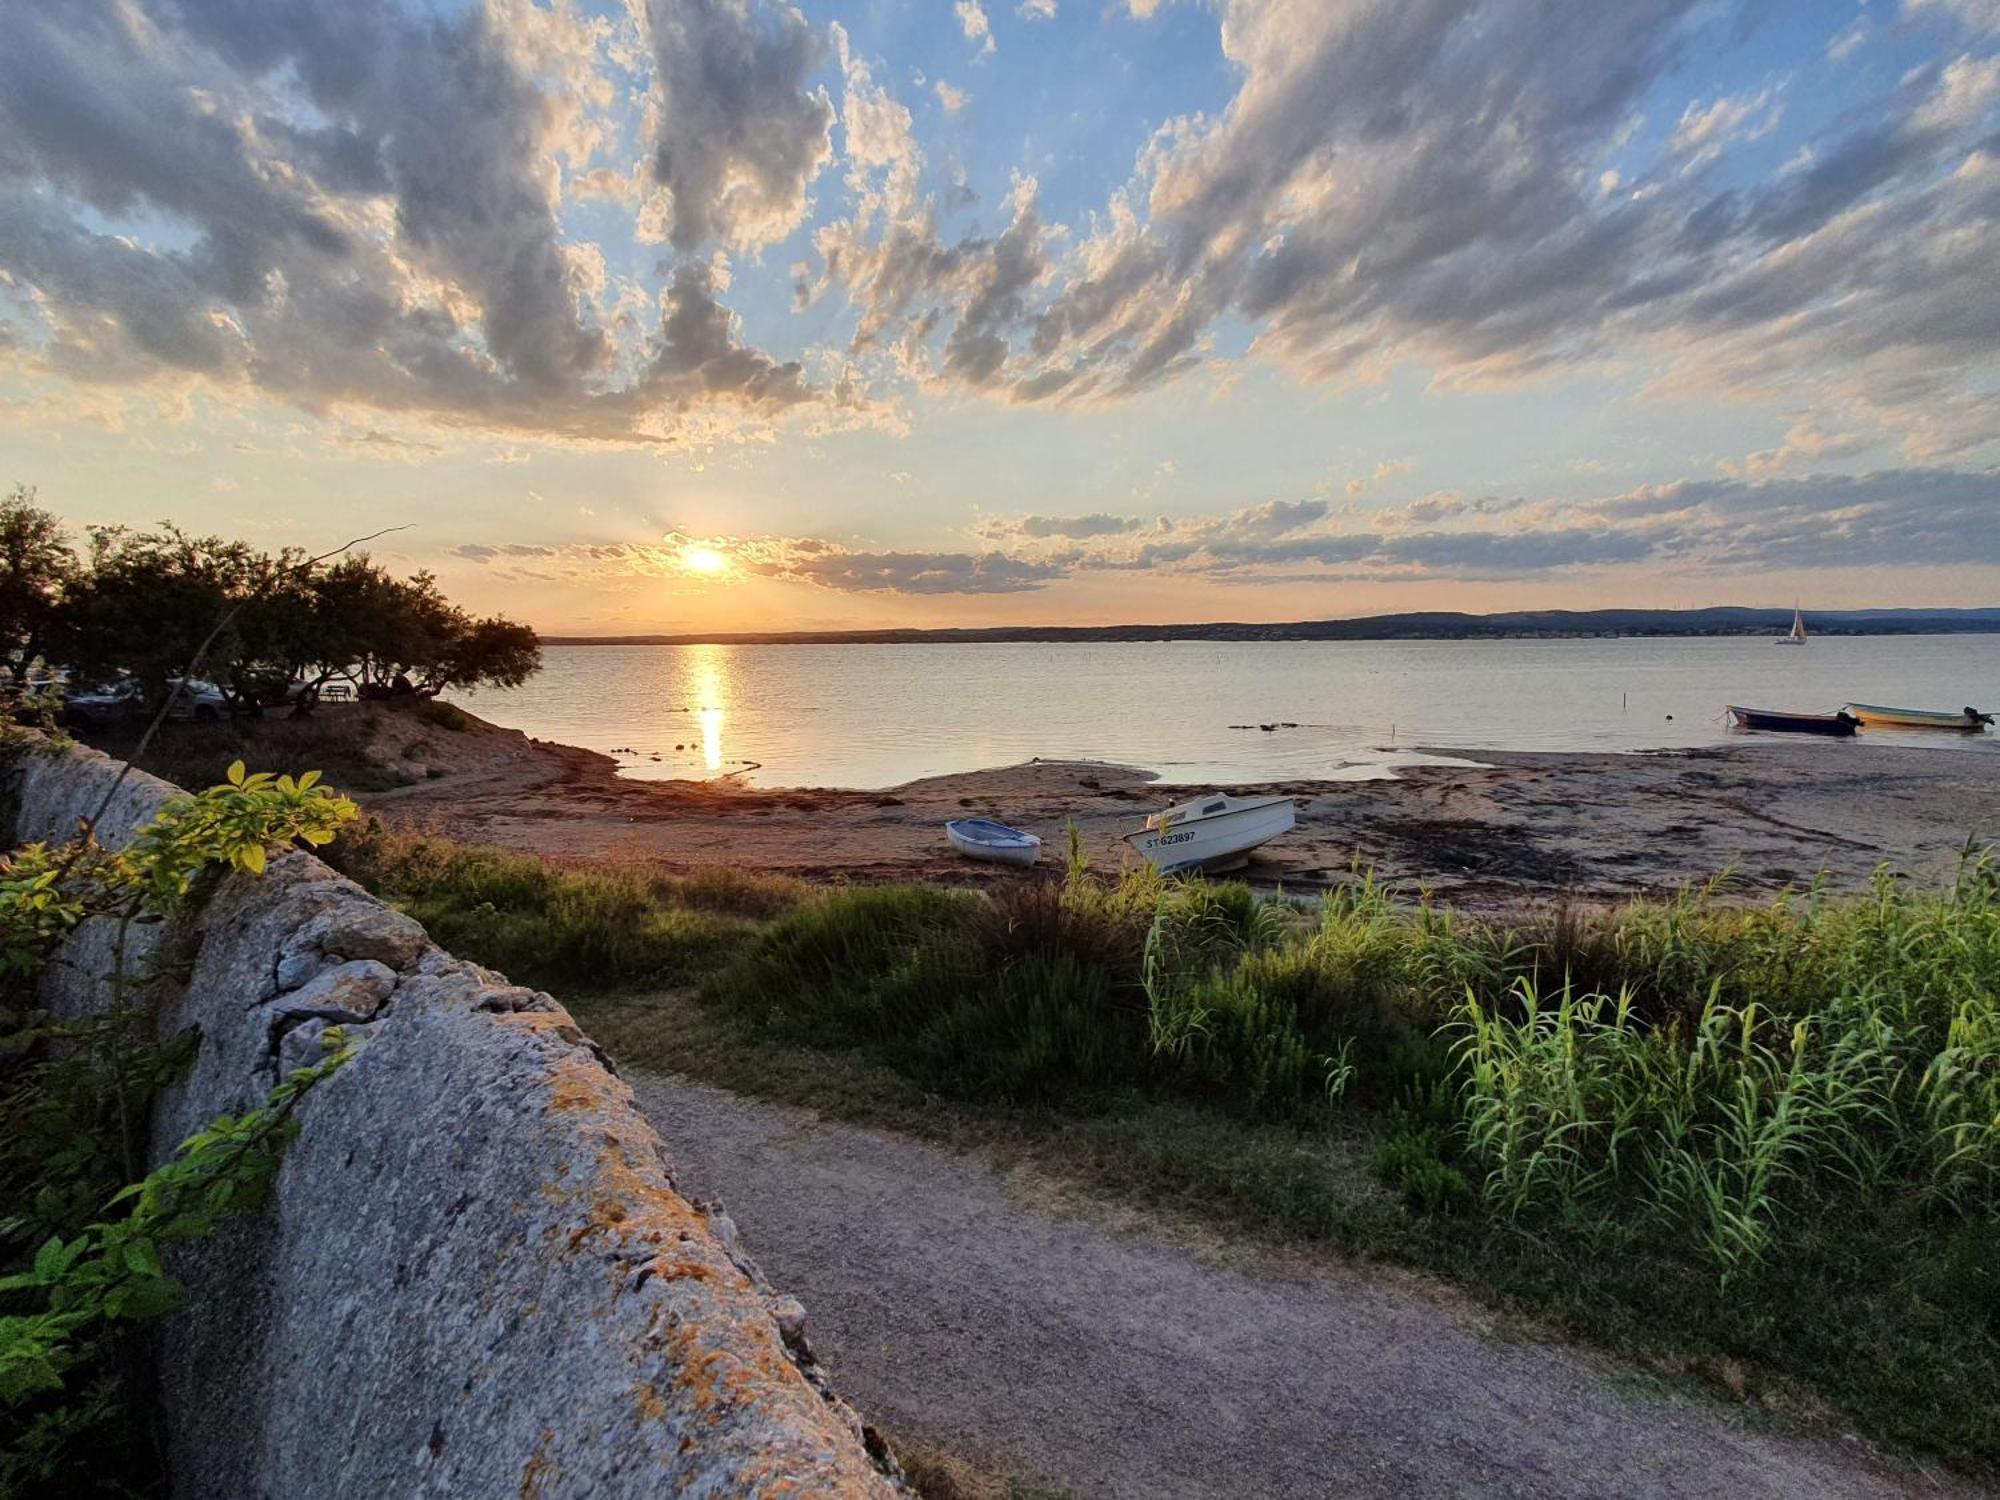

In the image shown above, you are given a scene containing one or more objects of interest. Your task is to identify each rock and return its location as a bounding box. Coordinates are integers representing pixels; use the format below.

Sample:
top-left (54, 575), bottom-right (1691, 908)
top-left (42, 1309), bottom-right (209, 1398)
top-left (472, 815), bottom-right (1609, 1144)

top-left (7, 742), bottom-right (901, 1500)
top-left (270, 958), bottom-right (398, 1026)
top-left (279, 896), bottom-right (429, 974)
top-left (277, 1016), bottom-right (330, 1073)
top-left (771, 1296), bottom-right (809, 1344)
top-left (275, 951), bottom-right (321, 990)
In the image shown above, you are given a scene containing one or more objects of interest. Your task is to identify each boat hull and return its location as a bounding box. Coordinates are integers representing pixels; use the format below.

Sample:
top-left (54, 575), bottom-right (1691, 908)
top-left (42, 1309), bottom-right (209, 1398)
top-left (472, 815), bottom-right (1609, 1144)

top-left (945, 819), bottom-right (1042, 866)
top-left (1124, 796), bottom-right (1296, 873)
top-left (1727, 706), bottom-right (1858, 737)
top-left (1842, 703), bottom-right (1990, 731)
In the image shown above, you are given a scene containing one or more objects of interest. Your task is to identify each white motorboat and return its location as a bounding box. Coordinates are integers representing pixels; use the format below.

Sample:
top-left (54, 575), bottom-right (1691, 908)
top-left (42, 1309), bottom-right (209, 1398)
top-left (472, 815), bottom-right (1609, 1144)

top-left (1123, 793), bottom-right (1296, 873)
top-left (945, 817), bottom-right (1043, 866)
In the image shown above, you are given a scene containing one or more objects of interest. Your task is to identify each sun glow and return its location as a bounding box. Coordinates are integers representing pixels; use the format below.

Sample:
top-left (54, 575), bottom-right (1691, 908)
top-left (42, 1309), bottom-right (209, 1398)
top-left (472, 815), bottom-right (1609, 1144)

top-left (680, 543), bottom-right (730, 576)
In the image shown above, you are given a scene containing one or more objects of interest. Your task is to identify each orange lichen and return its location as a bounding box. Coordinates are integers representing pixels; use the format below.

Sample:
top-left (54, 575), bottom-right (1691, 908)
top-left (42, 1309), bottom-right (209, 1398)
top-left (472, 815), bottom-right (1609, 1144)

top-left (632, 1380), bottom-right (668, 1422)
top-left (519, 1430), bottom-right (556, 1498)
top-left (544, 1049), bottom-right (619, 1114)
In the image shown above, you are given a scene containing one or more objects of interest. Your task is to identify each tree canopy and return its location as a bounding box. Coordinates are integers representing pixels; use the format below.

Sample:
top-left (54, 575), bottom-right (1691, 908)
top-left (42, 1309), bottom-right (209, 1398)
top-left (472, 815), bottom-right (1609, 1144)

top-left (0, 494), bottom-right (539, 703)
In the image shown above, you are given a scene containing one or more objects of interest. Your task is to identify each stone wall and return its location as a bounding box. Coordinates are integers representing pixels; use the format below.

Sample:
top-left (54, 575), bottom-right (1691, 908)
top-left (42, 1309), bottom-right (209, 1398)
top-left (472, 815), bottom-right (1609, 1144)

top-left (6, 742), bottom-right (901, 1499)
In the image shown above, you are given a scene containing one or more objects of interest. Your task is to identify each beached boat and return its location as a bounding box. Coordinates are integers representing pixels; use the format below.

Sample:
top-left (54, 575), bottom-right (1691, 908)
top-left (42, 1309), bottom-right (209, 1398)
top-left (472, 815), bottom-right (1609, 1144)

top-left (1842, 702), bottom-right (1993, 731)
top-left (1775, 607), bottom-right (1807, 645)
top-left (1726, 706), bottom-right (1858, 736)
top-left (1124, 793), bottom-right (1296, 873)
top-left (945, 817), bottom-right (1042, 866)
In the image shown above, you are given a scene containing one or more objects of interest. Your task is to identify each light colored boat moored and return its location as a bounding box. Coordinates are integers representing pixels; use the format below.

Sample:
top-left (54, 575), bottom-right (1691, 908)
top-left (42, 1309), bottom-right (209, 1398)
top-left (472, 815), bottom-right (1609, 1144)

top-left (945, 817), bottom-right (1043, 866)
top-left (1124, 793), bottom-right (1296, 873)
top-left (1842, 702), bottom-right (1993, 731)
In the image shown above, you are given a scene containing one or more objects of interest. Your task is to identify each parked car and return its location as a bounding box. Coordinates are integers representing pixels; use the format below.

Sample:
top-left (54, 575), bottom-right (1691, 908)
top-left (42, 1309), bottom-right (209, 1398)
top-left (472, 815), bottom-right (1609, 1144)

top-left (63, 678), bottom-right (144, 729)
top-left (165, 677), bottom-right (231, 722)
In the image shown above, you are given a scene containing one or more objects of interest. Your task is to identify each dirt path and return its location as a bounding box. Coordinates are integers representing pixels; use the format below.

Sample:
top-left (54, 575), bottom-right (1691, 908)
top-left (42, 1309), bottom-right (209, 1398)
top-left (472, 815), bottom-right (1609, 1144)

top-left (628, 1073), bottom-right (1974, 1500)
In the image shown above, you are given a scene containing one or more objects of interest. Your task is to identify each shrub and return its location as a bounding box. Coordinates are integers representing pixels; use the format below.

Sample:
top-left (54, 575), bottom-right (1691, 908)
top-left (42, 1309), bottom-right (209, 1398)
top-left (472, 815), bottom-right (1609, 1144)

top-left (411, 698), bottom-right (474, 733)
top-left (326, 824), bottom-right (761, 990)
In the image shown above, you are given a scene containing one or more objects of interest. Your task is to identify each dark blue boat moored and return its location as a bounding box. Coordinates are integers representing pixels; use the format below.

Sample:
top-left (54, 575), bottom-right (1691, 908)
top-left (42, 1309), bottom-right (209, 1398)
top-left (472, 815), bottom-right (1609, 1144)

top-left (1726, 706), bottom-right (1859, 737)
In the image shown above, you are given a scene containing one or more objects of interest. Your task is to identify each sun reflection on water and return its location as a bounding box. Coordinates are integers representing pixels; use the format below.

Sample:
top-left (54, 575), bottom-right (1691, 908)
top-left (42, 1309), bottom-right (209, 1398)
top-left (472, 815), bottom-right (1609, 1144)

top-left (689, 644), bottom-right (728, 772)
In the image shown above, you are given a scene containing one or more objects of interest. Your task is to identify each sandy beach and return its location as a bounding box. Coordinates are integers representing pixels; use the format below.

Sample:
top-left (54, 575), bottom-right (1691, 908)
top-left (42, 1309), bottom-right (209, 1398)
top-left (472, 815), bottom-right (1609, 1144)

top-left (347, 706), bottom-right (2000, 910)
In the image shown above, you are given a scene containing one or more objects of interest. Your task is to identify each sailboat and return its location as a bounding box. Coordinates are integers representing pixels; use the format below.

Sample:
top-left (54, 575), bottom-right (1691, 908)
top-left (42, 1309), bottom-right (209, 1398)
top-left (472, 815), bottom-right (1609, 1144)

top-left (1775, 605), bottom-right (1806, 645)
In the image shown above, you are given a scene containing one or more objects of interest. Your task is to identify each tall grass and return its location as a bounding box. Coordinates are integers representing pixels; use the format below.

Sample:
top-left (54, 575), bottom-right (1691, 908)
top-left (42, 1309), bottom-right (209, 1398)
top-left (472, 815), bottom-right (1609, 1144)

top-left (703, 851), bottom-right (2000, 1285)
top-left (327, 821), bottom-right (804, 990)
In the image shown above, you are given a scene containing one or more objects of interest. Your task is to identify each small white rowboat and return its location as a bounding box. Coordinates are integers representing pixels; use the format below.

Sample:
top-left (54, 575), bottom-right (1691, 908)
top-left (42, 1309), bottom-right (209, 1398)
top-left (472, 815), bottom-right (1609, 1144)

top-left (1124, 793), bottom-right (1296, 874)
top-left (945, 817), bottom-right (1043, 866)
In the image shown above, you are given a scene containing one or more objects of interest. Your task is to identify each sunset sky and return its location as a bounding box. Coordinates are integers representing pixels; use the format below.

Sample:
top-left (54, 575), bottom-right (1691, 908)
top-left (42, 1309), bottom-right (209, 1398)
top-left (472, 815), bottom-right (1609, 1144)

top-left (2, 0), bottom-right (1998, 633)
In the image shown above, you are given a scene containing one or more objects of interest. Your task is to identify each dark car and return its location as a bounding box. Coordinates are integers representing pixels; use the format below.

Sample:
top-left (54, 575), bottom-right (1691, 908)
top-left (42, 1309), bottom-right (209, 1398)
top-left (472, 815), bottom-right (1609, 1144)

top-left (62, 678), bottom-right (144, 729)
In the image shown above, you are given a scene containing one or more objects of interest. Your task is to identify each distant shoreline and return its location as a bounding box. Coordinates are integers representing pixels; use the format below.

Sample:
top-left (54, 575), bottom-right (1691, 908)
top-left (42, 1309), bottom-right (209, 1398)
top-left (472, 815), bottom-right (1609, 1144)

top-left (543, 606), bottom-right (2000, 648)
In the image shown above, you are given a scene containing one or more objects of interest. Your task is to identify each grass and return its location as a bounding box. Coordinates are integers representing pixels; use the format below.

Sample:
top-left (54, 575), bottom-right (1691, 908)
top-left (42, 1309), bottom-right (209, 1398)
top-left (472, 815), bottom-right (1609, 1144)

top-left (334, 824), bottom-right (2000, 1475)
top-left (326, 820), bottom-right (805, 990)
top-left (885, 1433), bottom-right (1072, 1500)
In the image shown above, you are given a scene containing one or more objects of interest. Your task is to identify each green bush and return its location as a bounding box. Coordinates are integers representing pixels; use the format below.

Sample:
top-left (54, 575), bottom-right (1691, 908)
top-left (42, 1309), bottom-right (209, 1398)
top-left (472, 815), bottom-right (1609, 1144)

top-left (411, 698), bottom-right (474, 733)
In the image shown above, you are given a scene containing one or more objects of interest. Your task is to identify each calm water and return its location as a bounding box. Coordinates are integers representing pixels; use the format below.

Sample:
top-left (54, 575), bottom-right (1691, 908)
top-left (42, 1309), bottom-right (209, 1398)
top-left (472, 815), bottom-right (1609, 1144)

top-left (450, 636), bottom-right (2000, 789)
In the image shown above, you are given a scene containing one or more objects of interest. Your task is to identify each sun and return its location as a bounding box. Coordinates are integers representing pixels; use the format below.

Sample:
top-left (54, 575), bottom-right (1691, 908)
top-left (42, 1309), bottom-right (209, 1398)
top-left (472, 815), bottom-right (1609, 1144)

top-left (680, 544), bottom-right (730, 576)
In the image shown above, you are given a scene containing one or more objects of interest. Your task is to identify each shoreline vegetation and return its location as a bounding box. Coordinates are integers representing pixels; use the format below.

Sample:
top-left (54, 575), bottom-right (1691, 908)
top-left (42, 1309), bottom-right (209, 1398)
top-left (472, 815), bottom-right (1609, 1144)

top-left (327, 816), bottom-right (2000, 1478)
top-left (44, 693), bottom-right (2000, 1485)
top-left (540, 604), bottom-right (2000, 648)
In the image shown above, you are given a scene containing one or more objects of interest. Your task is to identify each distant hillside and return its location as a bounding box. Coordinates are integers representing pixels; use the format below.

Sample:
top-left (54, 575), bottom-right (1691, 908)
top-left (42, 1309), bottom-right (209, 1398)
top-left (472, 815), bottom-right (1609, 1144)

top-left (545, 606), bottom-right (2000, 647)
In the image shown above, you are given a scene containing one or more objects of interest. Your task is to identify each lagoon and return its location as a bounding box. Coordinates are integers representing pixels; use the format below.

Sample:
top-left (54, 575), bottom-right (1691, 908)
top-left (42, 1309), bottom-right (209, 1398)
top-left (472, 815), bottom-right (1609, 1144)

top-left (452, 635), bottom-right (2000, 790)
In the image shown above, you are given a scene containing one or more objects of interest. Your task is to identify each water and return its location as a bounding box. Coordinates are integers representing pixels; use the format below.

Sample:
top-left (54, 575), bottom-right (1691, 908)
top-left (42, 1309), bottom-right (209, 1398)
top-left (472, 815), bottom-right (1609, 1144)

top-left (450, 636), bottom-right (2000, 789)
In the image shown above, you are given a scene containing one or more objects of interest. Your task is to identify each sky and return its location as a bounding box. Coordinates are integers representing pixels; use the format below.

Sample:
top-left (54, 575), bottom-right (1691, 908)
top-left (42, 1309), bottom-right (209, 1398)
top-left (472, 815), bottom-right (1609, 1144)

top-left (1, 0), bottom-right (1998, 634)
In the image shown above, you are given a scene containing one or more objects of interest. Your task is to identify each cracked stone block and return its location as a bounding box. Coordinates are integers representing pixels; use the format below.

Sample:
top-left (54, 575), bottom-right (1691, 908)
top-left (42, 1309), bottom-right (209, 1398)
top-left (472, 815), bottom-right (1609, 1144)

top-left (279, 898), bottom-right (429, 975)
top-left (271, 958), bottom-right (397, 1026)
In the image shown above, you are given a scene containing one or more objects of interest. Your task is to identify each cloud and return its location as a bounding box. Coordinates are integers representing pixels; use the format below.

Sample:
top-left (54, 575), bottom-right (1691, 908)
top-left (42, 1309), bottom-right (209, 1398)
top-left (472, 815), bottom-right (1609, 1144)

top-left (639, 0), bottom-right (836, 252)
top-left (979, 512), bottom-right (1145, 540)
top-left (1905, 0), bottom-right (2000, 35)
top-left (1585, 467), bottom-right (2000, 570)
top-left (955, 0), bottom-right (996, 56)
top-left (0, 0), bottom-right (858, 448)
top-left (453, 464), bottom-right (2000, 596)
top-left (1827, 18), bottom-right (1869, 62)
top-left (1343, 457), bottom-right (1415, 499)
top-left (805, 39), bottom-right (1055, 392)
top-left (1670, 88), bottom-right (1785, 162)
top-left (789, 0), bottom-right (1997, 469)
top-left (454, 532), bottom-right (1066, 594)
top-left (1019, 0), bottom-right (1058, 19)
top-left (935, 80), bottom-right (970, 113)
top-left (1723, 417), bottom-right (1871, 478)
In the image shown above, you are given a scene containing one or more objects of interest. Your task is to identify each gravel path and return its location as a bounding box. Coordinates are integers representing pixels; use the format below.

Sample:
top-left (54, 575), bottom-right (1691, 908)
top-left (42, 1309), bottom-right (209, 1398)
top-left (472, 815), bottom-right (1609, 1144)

top-left (629, 1073), bottom-right (1976, 1500)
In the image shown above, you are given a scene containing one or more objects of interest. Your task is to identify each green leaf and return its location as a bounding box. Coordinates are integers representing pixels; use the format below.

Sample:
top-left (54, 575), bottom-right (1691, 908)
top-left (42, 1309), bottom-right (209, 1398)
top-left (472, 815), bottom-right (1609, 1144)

top-left (227, 759), bottom-right (247, 786)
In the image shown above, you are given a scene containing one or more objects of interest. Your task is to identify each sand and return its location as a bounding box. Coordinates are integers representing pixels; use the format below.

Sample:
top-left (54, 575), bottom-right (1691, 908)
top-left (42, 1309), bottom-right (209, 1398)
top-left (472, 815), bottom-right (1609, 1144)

top-left (356, 708), bottom-right (2000, 908)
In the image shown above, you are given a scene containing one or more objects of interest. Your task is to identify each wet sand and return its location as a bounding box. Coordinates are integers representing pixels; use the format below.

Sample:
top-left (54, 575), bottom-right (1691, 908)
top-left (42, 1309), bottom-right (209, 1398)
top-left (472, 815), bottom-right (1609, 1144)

top-left (356, 709), bottom-right (2000, 910)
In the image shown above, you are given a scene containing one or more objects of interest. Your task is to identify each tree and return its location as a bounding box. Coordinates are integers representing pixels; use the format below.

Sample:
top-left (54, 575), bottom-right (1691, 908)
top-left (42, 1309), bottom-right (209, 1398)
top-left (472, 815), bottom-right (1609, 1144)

top-left (433, 615), bottom-right (541, 693)
top-left (0, 489), bottom-right (76, 675)
top-left (51, 525), bottom-right (259, 701)
top-left (23, 498), bottom-right (542, 707)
